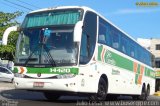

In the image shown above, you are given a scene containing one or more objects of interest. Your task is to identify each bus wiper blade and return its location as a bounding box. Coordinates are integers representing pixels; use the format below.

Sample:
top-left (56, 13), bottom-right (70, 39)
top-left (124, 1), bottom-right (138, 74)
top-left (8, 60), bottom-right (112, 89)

top-left (24, 42), bottom-right (56, 67)
top-left (43, 44), bottom-right (56, 67)
top-left (24, 44), bottom-right (39, 66)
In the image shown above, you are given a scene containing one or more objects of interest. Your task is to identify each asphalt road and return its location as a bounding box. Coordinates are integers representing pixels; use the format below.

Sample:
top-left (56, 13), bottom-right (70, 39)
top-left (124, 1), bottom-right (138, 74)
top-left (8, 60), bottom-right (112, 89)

top-left (0, 82), bottom-right (160, 106)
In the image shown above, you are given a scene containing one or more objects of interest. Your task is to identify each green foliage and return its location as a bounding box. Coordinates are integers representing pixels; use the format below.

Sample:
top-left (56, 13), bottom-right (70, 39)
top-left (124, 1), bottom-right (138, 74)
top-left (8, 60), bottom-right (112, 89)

top-left (0, 11), bottom-right (23, 60)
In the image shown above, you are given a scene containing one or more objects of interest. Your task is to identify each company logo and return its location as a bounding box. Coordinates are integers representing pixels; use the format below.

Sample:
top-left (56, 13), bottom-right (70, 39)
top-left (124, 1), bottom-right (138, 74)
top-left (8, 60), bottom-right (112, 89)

top-left (37, 73), bottom-right (41, 77)
top-left (112, 69), bottom-right (120, 75)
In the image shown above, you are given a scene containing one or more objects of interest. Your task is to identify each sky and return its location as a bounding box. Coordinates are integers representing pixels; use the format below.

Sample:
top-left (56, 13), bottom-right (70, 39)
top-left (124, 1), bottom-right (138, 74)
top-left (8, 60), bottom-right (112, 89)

top-left (0, 0), bottom-right (160, 39)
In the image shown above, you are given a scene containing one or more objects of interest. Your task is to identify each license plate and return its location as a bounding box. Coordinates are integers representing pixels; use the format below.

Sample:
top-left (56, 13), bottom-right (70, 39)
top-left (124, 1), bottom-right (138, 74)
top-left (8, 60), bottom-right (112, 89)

top-left (33, 82), bottom-right (44, 88)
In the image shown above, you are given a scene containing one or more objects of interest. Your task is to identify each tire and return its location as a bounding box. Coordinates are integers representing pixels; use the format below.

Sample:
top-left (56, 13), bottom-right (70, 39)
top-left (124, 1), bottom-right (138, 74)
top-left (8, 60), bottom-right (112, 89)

top-left (147, 86), bottom-right (150, 96)
top-left (146, 86), bottom-right (150, 99)
top-left (89, 78), bottom-right (107, 101)
top-left (138, 85), bottom-right (147, 100)
top-left (43, 92), bottom-right (61, 101)
top-left (132, 95), bottom-right (139, 100)
top-left (106, 94), bottom-right (118, 101)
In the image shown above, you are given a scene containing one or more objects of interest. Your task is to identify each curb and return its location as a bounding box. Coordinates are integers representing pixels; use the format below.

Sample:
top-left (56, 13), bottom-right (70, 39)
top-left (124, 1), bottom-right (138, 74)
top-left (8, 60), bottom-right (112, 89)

top-left (0, 87), bottom-right (15, 92)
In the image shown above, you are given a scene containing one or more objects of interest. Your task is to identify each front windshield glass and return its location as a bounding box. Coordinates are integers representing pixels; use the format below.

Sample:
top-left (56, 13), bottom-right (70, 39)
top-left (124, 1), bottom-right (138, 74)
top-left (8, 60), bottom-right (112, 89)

top-left (15, 27), bottom-right (78, 67)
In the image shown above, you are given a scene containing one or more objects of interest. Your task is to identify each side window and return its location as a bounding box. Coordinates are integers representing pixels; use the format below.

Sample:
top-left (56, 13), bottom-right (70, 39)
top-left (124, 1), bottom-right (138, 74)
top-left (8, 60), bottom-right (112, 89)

top-left (80, 33), bottom-right (89, 63)
top-left (105, 24), bottom-right (111, 46)
top-left (130, 43), bottom-right (135, 58)
top-left (148, 52), bottom-right (152, 66)
top-left (0, 67), bottom-right (8, 73)
top-left (0, 67), bottom-right (5, 73)
top-left (142, 49), bottom-right (145, 63)
top-left (98, 18), bottom-right (111, 46)
top-left (3, 68), bottom-right (9, 74)
top-left (138, 47), bottom-right (143, 62)
top-left (111, 28), bottom-right (120, 50)
top-left (98, 23), bottom-right (106, 44)
top-left (121, 36), bottom-right (128, 54)
top-left (80, 11), bottom-right (97, 64)
top-left (144, 52), bottom-right (148, 64)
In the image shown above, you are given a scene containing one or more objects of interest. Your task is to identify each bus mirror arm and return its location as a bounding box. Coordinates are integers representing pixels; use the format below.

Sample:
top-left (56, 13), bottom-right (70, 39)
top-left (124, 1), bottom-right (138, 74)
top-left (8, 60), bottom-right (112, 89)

top-left (73, 21), bottom-right (83, 42)
top-left (2, 26), bottom-right (19, 45)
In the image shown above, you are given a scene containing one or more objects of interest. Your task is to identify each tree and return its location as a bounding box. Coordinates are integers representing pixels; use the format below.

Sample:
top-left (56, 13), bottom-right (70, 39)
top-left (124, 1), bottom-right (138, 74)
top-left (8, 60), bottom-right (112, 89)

top-left (0, 11), bottom-right (23, 61)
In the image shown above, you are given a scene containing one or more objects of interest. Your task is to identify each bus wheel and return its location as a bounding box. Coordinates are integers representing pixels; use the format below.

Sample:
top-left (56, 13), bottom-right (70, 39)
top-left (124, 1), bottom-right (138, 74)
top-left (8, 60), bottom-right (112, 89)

top-left (147, 86), bottom-right (150, 96)
top-left (146, 86), bottom-right (150, 99)
top-left (132, 95), bottom-right (139, 100)
top-left (90, 78), bottom-right (107, 101)
top-left (43, 92), bottom-right (61, 101)
top-left (106, 94), bottom-right (118, 101)
top-left (139, 85), bottom-right (147, 100)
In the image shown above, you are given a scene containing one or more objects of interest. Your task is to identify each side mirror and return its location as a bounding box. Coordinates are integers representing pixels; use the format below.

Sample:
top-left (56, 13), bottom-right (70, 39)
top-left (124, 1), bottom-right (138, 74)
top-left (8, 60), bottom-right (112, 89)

top-left (2, 26), bottom-right (19, 45)
top-left (73, 21), bottom-right (83, 42)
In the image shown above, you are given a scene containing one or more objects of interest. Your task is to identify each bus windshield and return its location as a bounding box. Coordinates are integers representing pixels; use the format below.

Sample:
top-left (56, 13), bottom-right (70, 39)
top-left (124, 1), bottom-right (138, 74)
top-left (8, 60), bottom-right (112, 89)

top-left (21, 9), bottom-right (82, 28)
top-left (15, 27), bottom-right (78, 67)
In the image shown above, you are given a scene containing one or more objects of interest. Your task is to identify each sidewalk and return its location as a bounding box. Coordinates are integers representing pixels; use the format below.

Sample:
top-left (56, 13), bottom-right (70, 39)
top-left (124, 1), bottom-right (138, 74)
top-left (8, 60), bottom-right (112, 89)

top-left (154, 91), bottom-right (160, 96)
top-left (0, 82), bottom-right (15, 92)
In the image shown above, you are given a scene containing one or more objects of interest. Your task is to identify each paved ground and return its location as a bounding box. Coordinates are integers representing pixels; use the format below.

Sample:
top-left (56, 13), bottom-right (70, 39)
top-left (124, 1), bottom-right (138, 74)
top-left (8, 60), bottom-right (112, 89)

top-left (0, 82), bottom-right (160, 106)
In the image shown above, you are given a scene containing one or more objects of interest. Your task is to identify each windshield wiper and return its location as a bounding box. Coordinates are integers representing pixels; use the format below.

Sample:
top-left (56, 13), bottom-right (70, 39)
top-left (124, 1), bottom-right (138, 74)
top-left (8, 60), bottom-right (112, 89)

top-left (43, 44), bottom-right (56, 67)
top-left (24, 44), bottom-right (39, 66)
top-left (24, 43), bottom-right (56, 67)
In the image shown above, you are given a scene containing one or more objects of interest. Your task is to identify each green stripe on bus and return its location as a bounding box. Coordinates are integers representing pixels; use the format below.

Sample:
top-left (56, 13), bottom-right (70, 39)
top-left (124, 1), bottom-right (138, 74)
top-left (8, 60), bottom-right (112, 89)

top-left (98, 45), bottom-right (155, 79)
top-left (137, 65), bottom-right (141, 74)
top-left (110, 51), bottom-right (133, 71)
top-left (14, 67), bottom-right (18, 73)
top-left (145, 67), bottom-right (155, 78)
top-left (98, 46), bottom-right (103, 61)
top-left (98, 45), bottom-right (133, 71)
top-left (14, 67), bottom-right (79, 75)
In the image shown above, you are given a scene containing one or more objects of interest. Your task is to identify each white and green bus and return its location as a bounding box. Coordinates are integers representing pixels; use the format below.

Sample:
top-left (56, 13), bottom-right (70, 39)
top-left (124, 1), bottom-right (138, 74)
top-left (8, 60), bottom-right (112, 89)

top-left (2, 6), bottom-right (155, 101)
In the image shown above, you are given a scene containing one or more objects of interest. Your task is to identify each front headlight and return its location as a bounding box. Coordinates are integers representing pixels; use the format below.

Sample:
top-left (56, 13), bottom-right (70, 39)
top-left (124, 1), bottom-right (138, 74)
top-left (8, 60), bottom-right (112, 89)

top-left (56, 74), bottom-right (75, 79)
top-left (14, 73), bottom-right (25, 78)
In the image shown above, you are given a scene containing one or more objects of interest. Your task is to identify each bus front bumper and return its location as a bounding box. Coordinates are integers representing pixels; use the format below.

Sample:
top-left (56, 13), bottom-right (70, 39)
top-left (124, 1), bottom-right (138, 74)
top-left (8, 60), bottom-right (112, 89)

top-left (14, 77), bottom-right (79, 92)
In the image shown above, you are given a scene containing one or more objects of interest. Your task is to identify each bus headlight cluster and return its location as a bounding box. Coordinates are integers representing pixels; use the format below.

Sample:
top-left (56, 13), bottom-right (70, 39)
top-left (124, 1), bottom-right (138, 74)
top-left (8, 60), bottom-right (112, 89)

top-left (14, 73), bottom-right (25, 78)
top-left (56, 74), bottom-right (75, 79)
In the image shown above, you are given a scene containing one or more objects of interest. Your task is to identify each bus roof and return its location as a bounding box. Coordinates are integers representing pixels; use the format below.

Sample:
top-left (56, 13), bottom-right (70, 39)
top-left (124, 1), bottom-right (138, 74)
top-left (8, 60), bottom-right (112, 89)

top-left (29, 6), bottom-right (91, 13)
top-left (29, 6), bottom-right (151, 53)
